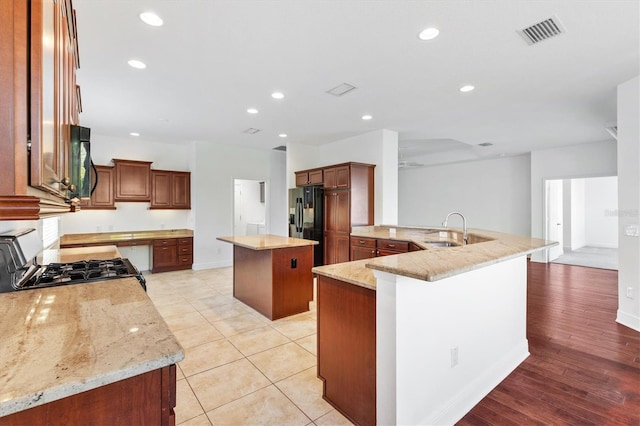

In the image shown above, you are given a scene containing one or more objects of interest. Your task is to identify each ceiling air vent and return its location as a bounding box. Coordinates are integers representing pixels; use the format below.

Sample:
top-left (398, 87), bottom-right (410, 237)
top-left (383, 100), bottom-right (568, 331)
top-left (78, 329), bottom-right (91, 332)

top-left (478, 142), bottom-right (493, 147)
top-left (326, 83), bottom-right (356, 97)
top-left (518, 16), bottom-right (566, 45)
top-left (605, 122), bottom-right (618, 140)
top-left (273, 145), bottom-right (286, 151)
top-left (243, 128), bottom-right (260, 134)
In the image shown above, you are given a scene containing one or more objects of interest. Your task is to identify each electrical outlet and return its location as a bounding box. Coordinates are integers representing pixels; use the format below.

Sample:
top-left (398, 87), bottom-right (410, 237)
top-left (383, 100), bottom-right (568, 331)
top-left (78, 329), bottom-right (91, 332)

top-left (627, 287), bottom-right (634, 299)
top-left (450, 347), bottom-right (458, 368)
top-left (96, 225), bottom-right (101, 232)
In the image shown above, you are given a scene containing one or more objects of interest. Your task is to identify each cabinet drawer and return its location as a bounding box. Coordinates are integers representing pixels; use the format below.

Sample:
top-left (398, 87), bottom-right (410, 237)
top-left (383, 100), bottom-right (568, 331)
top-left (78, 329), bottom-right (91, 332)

top-left (178, 244), bottom-right (192, 255)
top-left (153, 238), bottom-right (177, 247)
top-left (351, 237), bottom-right (376, 248)
top-left (117, 240), bottom-right (151, 247)
top-left (178, 254), bottom-right (193, 265)
top-left (178, 238), bottom-right (192, 246)
top-left (377, 239), bottom-right (409, 252)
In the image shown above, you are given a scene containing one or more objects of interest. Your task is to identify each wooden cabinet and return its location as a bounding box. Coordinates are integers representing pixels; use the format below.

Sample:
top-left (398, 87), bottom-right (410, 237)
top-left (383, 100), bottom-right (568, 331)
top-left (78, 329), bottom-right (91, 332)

top-left (317, 275), bottom-right (376, 426)
top-left (152, 237), bottom-right (193, 273)
top-left (79, 165), bottom-right (115, 209)
top-left (0, 0), bottom-right (81, 219)
top-left (350, 237), bottom-right (377, 260)
top-left (323, 165), bottom-right (350, 189)
top-left (323, 163), bottom-right (375, 265)
top-left (0, 365), bottom-right (177, 426)
top-left (113, 159), bottom-right (152, 202)
top-left (295, 168), bottom-right (323, 186)
top-left (376, 239), bottom-right (409, 256)
top-left (150, 170), bottom-right (191, 209)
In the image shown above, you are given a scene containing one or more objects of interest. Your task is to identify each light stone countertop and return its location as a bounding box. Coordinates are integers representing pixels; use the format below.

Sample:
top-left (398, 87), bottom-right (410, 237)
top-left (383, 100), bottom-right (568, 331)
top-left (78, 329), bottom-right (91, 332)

top-left (0, 248), bottom-right (184, 417)
top-left (60, 229), bottom-right (193, 246)
top-left (217, 234), bottom-right (319, 250)
top-left (313, 226), bottom-right (556, 289)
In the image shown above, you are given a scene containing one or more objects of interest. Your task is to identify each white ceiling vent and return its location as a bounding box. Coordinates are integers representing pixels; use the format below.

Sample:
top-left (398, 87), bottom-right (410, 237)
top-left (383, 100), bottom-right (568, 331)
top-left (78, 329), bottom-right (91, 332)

top-left (243, 128), bottom-right (260, 134)
top-left (398, 160), bottom-right (425, 169)
top-left (477, 142), bottom-right (493, 147)
top-left (326, 83), bottom-right (356, 97)
top-left (605, 122), bottom-right (618, 140)
top-left (518, 16), bottom-right (566, 45)
top-left (273, 145), bottom-right (286, 151)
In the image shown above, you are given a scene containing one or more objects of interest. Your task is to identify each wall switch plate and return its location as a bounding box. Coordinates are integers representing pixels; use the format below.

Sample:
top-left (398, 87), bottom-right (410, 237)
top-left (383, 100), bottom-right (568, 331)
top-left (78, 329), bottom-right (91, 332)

top-left (627, 287), bottom-right (634, 299)
top-left (624, 225), bottom-right (639, 237)
top-left (450, 347), bottom-right (458, 367)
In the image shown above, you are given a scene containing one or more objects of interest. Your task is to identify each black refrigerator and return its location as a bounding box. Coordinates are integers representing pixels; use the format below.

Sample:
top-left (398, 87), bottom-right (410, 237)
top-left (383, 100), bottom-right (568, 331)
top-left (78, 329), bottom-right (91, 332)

top-left (289, 186), bottom-right (324, 266)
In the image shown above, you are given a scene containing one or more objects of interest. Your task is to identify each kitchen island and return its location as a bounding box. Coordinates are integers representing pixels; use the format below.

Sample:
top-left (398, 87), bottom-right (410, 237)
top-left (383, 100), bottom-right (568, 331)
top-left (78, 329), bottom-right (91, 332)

top-left (0, 246), bottom-right (184, 425)
top-left (313, 226), bottom-right (555, 426)
top-left (217, 234), bottom-right (317, 320)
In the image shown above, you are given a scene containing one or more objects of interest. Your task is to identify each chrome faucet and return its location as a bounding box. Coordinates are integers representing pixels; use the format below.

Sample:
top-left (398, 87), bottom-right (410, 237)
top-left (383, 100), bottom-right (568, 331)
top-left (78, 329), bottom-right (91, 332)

top-left (442, 211), bottom-right (468, 245)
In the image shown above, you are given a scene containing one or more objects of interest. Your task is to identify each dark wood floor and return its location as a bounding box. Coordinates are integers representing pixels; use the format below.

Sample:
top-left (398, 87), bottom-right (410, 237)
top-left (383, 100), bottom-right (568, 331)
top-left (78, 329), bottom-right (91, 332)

top-left (458, 262), bottom-right (640, 426)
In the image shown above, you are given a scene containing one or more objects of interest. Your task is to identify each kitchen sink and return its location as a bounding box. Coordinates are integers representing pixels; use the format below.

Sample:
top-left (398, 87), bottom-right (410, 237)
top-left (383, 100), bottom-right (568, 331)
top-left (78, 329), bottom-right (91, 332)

top-left (422, 241), bottom-right (460, 248)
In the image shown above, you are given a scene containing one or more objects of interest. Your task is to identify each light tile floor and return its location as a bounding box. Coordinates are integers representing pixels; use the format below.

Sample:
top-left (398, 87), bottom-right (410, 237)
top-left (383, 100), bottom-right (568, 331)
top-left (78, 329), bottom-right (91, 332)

top-left (145, 267), bottom-right (354, 426)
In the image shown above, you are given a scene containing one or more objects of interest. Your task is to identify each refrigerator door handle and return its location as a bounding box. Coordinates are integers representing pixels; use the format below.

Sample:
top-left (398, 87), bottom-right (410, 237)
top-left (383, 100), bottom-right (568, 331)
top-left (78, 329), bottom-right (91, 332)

top-left (297, 198), bottom-right (303, 232)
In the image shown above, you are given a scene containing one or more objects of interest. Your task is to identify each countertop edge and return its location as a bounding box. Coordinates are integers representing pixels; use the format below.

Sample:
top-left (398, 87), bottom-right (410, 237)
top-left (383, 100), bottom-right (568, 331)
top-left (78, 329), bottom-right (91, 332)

top-left (217, 235), bottom-right (318, 250)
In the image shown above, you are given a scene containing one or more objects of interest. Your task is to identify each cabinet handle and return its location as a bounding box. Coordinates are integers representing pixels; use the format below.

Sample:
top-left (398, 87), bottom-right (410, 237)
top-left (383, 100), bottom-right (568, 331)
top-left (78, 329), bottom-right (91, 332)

top-left (388, 244), bottom-right (395, 248)
top-left (359, 240), bottom-right (365, 244)
top-left (162, 247), bottom-right (168, 250)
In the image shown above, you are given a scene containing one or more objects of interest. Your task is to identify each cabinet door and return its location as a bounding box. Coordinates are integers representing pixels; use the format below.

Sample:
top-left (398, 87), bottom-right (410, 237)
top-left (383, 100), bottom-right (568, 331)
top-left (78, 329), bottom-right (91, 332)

top-left (324, 191), bottom-right (350, 233)
top-left (295, 172), bottom-right (308, 187)
top-left (323, 168), bottom-right (335, 189)
top-left (150, 170), bottom-right (171, 208)
top-left (171, 172), bottom-right (191, 209)
top-left (114, 159), bottom-right (151, 201)
top-left (335, 165), bottom-right (350, 188)
top-left (308, 169), bottom-right (323, 185)
top-left (351, 237), bottom-right (376, 260)
top-left (86, 165), bottom-right (115, 209)
top-left (153, 241), bottom-right (178, 270)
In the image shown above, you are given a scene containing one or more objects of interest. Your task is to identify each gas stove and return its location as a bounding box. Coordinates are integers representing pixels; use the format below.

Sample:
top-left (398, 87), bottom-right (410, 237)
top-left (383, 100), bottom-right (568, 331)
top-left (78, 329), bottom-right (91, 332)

top-left (0, 229), bottom-right (146, 293)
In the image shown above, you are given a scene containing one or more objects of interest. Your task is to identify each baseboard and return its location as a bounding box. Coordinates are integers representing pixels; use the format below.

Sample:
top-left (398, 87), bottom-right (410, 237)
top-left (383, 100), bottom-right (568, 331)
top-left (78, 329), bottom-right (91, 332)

top-left (424, 340), bottom-right (530, 425)
top-left (616, 310), bottom-right (640, 332)
top-left (192, 260), bottom-right (232, 270)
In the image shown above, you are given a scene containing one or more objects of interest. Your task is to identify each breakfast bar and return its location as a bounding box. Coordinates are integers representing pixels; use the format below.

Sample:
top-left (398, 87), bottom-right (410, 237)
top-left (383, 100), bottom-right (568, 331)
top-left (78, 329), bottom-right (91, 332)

top-left (217, 234), bottom-right (318, 320)
top-left (313, 226), bottom-right (555, 426)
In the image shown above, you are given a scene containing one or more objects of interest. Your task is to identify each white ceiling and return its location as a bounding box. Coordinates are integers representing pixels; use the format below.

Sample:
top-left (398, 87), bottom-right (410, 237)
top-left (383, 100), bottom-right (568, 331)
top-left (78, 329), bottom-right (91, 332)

top-left (73, 0), bottom-right (639, 163)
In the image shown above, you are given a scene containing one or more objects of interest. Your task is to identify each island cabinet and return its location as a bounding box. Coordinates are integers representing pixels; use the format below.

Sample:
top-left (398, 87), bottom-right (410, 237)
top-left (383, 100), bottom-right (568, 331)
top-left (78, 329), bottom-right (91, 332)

top-left (113, 159), bottom-right (152, 202)
top-left (0, 365), bottom-right (177, 426)
top-left (152, 237), bottom-right (193, 273)
top-left (150, 170), bottom-right (191, 209)
top-left (323, 163), bottom-right (375, 265)
top-left (295, 168), bottom-right (323, 186)
top-left (79, 165), bottom-right (115, 210)
top-left (317, 275), bottom-right (376, 426)
top-left (0, 0), bottom-right (82, 219)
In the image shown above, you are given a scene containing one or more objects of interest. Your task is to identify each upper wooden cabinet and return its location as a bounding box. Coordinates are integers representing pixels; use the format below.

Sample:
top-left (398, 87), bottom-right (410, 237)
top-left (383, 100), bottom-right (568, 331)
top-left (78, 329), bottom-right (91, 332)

top-left (113, 159), bottom-right (152, 202)
top-left (150, 170), bottom-right (191, 209)
top-left (79, 165), bottom-right (115, 210)
top-left (0, 0), bottom-right (81, 219)
top-left (323, 165), bottom-right (350, 189)
top-left (295, 168), bottom-right (323, 187)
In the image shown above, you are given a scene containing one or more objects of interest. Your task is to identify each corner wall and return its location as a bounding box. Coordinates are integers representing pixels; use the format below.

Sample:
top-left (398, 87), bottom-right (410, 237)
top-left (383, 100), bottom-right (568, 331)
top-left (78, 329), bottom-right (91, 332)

top-left (616, 75), bottom-right (640, 331)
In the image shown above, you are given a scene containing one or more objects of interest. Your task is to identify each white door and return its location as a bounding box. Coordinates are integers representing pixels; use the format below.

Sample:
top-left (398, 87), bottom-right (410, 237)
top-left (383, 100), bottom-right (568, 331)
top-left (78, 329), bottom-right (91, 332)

top-left (546, 179), bottom-right (564, 261)
top-left (233, 182), bottom-right (246, 236)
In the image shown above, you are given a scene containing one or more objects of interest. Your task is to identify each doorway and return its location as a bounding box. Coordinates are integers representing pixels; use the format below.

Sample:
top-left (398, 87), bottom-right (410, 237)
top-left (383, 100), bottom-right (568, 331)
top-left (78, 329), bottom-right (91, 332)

top-left (544, 176), bottom-right (618, 269)
top-left (233, 179), bottom-right (267, 236)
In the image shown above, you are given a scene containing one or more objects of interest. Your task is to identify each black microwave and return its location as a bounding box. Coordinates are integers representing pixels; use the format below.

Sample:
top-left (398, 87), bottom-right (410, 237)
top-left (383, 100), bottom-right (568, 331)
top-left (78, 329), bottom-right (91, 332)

top-left (69, 125), bottom-right (95, 199)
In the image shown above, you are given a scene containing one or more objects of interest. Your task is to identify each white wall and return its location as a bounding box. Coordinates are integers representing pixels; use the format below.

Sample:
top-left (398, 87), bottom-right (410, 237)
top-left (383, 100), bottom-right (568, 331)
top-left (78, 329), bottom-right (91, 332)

top-left (570, 179), bottom-right (586, 250)
top-left (585, 176), bottom-right (618, 248)
top-left (398, 154), bottom-right (531, 236)
top-left (288, 129), bottom-right (399, 225)
top-left (616, 75), bottom-right (640, 331)
top-left (60, 134), bottom-right (193, 235)
top-left (269, 149), bottom-right (288, 237)
top-left (192, 141), bottom-right (275, 270)
top-left (530, 140), bottom-right (617, 262)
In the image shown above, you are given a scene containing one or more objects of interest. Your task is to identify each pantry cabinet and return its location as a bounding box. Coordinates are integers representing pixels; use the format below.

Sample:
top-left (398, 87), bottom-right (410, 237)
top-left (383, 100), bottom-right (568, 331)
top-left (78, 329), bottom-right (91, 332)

top-left (0, 0), bottom-right (82, 219)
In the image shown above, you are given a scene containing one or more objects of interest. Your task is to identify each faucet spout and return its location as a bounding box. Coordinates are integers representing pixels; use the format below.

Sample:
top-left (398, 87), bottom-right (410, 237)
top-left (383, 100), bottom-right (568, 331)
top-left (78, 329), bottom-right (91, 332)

top-left (442, 211), bottom-right (468, 245)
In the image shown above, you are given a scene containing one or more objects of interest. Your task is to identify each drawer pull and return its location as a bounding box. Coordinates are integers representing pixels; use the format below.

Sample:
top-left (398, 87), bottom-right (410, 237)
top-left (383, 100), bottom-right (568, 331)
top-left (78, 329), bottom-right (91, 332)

top-left (388, 244), bottom-right (395, 248)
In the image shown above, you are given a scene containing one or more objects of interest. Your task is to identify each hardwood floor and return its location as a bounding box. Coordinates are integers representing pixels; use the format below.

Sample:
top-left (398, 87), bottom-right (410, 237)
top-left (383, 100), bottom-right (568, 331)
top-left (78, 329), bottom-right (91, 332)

top-left (459, 262), bottom-right (640, 426)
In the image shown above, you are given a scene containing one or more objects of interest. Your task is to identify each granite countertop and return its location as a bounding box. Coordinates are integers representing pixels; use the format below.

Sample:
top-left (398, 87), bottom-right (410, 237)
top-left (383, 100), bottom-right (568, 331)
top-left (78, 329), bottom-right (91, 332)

top-left (0, 248), bottom-right (184, 417)
top-left (39, 245), bottom-right (122, 264)
top-left (60, 229), bottom-right (193, 245)
top-left (217, 234), bottom-right (319, 250)
top-left (313, 225), bottom-right (556, 289)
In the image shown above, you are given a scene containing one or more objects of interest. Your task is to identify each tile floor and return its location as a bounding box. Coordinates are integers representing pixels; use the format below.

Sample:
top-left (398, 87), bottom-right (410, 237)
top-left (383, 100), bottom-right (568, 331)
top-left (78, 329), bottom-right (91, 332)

top-left (145, 267), bottom-right (353, 426)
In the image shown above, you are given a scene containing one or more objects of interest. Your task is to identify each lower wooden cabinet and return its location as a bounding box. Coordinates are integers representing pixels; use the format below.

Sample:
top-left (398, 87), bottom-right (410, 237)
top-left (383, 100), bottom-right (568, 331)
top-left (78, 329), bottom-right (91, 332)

top-left (0, 365), bottom-right (177, 426)
top-left (350, 236), bottom-right (417, 259)
top-left (152, 237), bottom-right (193, 273)
top-left (350, 237), bottom-right (377, 260)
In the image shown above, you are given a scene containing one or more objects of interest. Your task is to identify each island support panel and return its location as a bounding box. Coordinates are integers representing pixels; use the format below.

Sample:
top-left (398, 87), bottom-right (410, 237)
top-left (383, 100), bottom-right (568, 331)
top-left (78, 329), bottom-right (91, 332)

top-left (233, 245), bottom-right (313, 320)
top-left (317, 275), bottom-right (376, 426)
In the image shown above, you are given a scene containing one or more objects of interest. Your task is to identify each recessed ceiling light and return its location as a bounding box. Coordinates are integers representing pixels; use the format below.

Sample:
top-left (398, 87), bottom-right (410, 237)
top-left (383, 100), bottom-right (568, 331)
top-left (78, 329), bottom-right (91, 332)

top-left (128, 59), bottom-right (146, 69)
top-left (362, 115), bottom-right (373, 120)
top-left (247, 108), bottom-right (259, 114)
top-left (139, 12), bottom-right (163, 27)
top-left (459, 85), bottom-right (475, 92)
top-left (271, 92), bottom-right (284, 99)
top-left (279, 133), bottom-right (288, 138)
top-left (130, 132), bottom-right (140, 136)
top-left (418, 27), bottom-right (440, 41)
